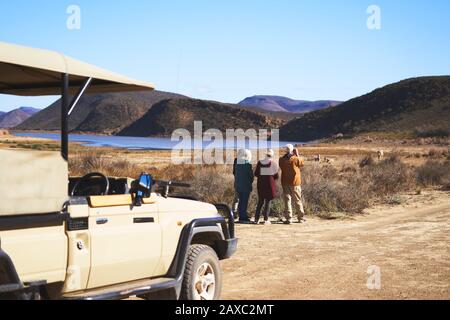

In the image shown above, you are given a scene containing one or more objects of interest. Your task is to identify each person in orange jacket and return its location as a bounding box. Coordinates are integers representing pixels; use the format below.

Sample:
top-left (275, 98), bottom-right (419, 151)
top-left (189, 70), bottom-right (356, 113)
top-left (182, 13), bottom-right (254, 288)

top-left (279, 144), bottom-right (306, 224)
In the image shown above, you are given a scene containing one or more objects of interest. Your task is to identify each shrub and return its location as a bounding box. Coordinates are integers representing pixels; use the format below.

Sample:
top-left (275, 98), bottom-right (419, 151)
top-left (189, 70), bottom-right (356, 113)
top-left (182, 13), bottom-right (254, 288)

top-left (302, 164), bottom-right (370, 215)
top-left (416, 160), bottom-right (450, 187)
top-left (69, 150), bottom-right (446, 219)
top-left (362, 155), bottom-right (415, 197)
top-left (427, 149), bottom-right (444, 159)
top-left (186, 165), bottom-right (236, 205)
top-left (386, 195), bottom-right (403, 205)
top-left (415, 127), bottom-right (450, 138)
top-left (341, 165), bottom-right (357, 174)
top-left (359, 155), bottom-right (375, 168)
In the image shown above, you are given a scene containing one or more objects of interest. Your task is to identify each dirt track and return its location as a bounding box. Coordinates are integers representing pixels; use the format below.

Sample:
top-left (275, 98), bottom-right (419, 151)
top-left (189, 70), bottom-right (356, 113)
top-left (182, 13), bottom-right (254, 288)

top-left (221, 191), bottom-right (450, 300)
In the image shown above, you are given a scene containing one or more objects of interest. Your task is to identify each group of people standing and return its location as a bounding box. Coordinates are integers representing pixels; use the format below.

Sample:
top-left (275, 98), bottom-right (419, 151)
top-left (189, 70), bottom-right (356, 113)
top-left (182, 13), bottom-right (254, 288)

top-left (233, 144), bottom-right (306, 225)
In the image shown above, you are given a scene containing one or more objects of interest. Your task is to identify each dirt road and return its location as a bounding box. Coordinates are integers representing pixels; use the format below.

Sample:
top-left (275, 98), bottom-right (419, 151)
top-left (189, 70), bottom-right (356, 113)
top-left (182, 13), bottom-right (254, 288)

top-left (221, 191), bottom-right (450, 300)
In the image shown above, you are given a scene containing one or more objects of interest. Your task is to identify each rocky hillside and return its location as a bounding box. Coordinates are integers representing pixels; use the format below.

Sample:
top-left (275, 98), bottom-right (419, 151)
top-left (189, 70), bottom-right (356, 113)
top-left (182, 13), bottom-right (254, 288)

top-left (0, 107), bottom-right (40, 128)
top-left (239, 95), bottom-right (341, 113)
top-left (280, 76), bottom-right (450, 141)
top-left (119, 99), bottom-right (282, 137)
top-left (16, 91), bottom-right (186, 134)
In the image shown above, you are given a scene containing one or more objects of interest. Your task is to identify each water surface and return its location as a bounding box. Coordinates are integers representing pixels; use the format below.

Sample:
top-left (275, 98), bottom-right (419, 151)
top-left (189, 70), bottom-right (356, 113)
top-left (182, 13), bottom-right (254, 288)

top-left (14, 132), bottom-right (302, 150)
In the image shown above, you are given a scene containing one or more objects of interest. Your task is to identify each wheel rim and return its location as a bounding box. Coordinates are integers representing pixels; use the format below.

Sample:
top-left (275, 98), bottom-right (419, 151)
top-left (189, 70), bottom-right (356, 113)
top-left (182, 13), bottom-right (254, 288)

top-left (193, 262), bottom-right (216, 300)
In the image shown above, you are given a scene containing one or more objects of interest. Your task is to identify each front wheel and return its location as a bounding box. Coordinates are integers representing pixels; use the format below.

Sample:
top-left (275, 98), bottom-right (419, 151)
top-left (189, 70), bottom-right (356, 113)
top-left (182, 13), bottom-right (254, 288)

top-left (180, 245), bottom-right (222, 300)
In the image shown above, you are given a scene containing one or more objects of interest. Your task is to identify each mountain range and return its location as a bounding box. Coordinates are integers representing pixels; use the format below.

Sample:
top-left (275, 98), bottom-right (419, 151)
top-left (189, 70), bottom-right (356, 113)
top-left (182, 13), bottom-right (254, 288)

top-left (17, 92), bottom-right (284, 137)
top-left (0, 107), bottom-right (40, 128)
top-left (238, 96), bottom-right (341, 113)
top-left (15, 76), bottom-right (450, 141)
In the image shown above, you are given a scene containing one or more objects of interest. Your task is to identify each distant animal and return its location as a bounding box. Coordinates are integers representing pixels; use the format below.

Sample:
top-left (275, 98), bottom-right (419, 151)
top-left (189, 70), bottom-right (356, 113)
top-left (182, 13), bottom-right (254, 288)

top-left (314, 154), bottom-right (321, 162)
top-left (324, 157), bottom-right (335, 164)
top-left (377, 150), bottom-right (384, 161)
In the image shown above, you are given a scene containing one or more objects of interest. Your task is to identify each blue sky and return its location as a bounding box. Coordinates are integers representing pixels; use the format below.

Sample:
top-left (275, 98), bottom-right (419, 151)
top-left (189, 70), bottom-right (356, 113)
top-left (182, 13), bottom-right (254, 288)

top-left (1, 0), bottom-right (449, 112)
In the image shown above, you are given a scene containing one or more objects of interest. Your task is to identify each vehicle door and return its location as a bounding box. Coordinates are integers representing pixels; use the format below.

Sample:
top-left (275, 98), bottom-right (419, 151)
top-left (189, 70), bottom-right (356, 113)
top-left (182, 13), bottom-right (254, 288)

top-left (86, 195), bottom-right (162, 289)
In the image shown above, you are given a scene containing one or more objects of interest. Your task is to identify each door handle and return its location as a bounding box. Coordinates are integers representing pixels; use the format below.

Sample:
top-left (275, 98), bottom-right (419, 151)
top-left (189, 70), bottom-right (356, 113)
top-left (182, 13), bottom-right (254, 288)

top-left (96, 218), bottom-right (108, 225)
top-left (134, 217), bottom-right (155, 224)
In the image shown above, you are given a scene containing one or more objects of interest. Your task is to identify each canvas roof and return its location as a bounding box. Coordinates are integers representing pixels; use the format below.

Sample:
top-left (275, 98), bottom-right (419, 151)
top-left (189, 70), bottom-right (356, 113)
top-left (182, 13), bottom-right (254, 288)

top-left (0, 41), bottom-right (155, 96)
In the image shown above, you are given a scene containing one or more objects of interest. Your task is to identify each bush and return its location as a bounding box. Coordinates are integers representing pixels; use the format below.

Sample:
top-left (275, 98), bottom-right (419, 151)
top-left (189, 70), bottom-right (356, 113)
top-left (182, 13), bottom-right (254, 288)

top-left (359, 155), bottom-right (375, 168)
top-left (69, 150), bottom-right (447, 219)
top-left (186, 165), bottom-right (236, 205)
top-left (302, 164), bottom-right (370, 215)
top-left (427, 149), bottom-right (444, 159)
top-left (415, 127), bottom-right (449, 138)
top-left (416, 160), bottom-right (450, 187)
top-left (362, 155), bottom-right (415, 197)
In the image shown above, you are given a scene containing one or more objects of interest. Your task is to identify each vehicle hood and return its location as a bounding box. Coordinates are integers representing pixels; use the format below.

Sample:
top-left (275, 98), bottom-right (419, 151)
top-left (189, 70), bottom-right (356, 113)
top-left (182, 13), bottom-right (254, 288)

top-left (157, 197), bottom-right (220, 218)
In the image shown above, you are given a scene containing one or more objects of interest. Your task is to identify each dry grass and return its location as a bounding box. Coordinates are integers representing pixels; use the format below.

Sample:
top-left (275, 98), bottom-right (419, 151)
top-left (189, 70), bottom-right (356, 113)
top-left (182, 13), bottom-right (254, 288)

top-left (70, 150), bottom-right (143, 177)
top-left (363, 154), bottom-right (415, 197)
top-left (302, 164), bottom-right (370, 215)
top-left (69, 152), bottom-right (241, 207)
top-left (68, 148), bottom-right (448, 219)
top-left (416, 160), bottom-right (450, 188)
top-left (300, 155), bottom-right (415, 216)
top-left (359, 155), bottom-right (375, 168)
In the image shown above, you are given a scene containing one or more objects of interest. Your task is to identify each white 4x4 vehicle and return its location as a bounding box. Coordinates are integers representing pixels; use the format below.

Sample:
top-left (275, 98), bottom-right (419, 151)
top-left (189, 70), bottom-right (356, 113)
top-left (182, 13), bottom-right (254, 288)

top-left (0, 42), bottom-right (237, 300)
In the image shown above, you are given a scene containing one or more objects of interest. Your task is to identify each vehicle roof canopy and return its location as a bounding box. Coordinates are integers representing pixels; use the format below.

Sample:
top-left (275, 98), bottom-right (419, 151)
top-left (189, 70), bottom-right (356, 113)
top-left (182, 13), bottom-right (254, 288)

top-left (0, 41), bottom-right (155, 96)
top-left (0, 42), bottom-right (155, 216)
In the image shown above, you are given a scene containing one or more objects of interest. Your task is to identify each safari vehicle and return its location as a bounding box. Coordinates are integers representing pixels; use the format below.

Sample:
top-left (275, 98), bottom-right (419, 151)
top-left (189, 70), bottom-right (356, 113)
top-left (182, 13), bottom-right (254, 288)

top-left (0, 42), bottom-right (237, 300)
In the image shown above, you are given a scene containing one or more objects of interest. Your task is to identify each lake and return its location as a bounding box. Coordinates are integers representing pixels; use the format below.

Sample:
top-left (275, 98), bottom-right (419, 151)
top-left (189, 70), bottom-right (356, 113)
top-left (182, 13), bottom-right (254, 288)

top-left (13, 132), bottom-right (302, 150)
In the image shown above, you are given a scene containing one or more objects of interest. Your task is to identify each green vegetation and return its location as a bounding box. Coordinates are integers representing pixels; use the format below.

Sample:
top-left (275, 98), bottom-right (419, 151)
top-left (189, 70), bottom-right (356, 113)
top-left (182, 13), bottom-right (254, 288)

top-left (4, 141), bottom-right (60, 151)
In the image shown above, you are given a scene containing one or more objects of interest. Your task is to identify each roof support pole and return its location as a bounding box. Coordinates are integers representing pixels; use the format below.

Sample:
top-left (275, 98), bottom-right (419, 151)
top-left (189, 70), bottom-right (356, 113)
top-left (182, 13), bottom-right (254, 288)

top-left (68, 77), bottom-right (93, 116)
top-left (61, 73), bottom-right (69, 161)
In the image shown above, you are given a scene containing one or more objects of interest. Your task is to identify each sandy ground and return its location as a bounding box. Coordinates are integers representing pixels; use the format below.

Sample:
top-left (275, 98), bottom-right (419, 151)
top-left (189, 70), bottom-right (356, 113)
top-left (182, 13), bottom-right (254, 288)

top-left (221, 190), bottom-right (450, 300)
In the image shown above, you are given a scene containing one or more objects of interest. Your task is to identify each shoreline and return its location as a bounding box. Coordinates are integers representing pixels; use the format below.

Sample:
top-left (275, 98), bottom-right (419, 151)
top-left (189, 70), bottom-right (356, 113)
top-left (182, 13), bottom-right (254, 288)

top-left (11, 131), bottom-right (306, 151)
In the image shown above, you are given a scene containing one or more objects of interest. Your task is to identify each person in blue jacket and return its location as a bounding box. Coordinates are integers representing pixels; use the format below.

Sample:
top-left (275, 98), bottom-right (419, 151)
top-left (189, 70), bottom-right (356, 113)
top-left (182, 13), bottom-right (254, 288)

top-left (234, 149), bottom-right (254, 223)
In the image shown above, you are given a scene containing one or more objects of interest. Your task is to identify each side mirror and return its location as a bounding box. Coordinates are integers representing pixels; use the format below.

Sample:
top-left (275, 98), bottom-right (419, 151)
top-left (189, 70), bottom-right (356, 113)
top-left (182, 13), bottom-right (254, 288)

top-left (133, 173), bottom-right (153, 207)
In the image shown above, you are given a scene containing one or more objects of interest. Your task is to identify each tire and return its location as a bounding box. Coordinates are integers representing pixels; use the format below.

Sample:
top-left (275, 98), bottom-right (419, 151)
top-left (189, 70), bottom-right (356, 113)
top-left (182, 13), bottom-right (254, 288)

top-left (180, 244), bottom-right (222, 300)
